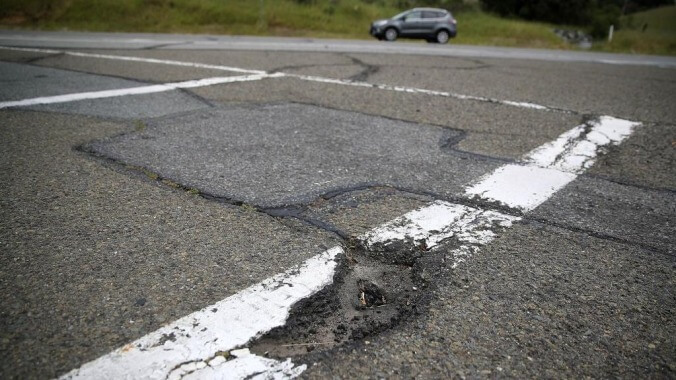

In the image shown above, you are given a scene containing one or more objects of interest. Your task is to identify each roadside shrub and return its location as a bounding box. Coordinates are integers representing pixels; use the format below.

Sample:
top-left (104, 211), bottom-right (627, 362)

top-left (479, 0), bottom-right (624, 38)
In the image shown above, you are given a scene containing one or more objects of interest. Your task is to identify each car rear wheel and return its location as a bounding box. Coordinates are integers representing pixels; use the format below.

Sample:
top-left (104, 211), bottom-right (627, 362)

top-left (436, 30), bottom-right (450, 44)
top-left (384, 28), bottom-right (398, 42)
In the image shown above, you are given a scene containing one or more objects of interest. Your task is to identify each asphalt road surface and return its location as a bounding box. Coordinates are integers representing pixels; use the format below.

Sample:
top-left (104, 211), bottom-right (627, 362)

top-left (0, 31), bottom-right (674, 379)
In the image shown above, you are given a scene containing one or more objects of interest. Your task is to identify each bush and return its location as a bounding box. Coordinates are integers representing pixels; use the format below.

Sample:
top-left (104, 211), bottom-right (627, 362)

top-left (480, 0), bottom-right (624, 38)
top-left (588, 3), bottom-right (622, 37)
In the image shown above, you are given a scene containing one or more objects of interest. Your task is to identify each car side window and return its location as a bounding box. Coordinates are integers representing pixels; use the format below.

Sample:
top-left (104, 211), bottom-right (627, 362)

top-left (422, 11), bottom-right (438, 19)
top-left (405, 11), bottom-right (422, 20)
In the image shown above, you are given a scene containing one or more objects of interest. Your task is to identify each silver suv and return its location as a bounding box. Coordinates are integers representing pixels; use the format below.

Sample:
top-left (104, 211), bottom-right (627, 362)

top-left (370, 8), bottom-right (457, 44)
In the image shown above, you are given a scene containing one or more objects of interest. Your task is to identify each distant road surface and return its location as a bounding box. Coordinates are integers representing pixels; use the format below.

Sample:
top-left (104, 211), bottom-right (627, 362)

top-left (1, 29), bottom-right (676, 67)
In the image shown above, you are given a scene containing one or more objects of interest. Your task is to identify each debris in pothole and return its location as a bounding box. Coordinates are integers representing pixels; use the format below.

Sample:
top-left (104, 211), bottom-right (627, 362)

top-left (357, 280), bottom-right (386, 308)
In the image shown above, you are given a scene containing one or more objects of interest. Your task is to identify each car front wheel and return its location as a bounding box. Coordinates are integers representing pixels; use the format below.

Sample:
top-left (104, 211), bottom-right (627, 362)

top-left (436, 30), bottom-right (450, 44)
top-left (384, 28), bottom-right (398, 42)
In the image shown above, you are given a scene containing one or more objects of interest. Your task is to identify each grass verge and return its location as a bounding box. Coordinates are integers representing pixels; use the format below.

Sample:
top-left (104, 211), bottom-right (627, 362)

top-left (0, 0), bottom-right (674, 56)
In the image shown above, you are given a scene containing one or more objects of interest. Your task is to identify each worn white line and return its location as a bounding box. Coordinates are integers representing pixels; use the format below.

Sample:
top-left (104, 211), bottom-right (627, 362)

top-left (0, 46), bottom-right (266, 75)
top-left (361, 115), bottom-right (640, 263)
top-left (60, 247), bottom-right (342, 380)
top-left (0, 35), bottom-right (185, 45)
top-left (1, 45), bottom-right (556, 111)
top-left (285, 73), bottom-right (551, 111)
top-left (465, 165), bottom-right (578, 212)
top-left (0, 73), bottom-right (280, 110)
top-left (525, 115), bottom-right (639, 173)
top-left (362, 201), bottom-right (518, 251)
top-left (0, 45), bottom-right (61, 54)
top-left (466, 116), bottom-right (641, 211)
top-left (176, 349), bottom-right (305, 380)
top-left (362, 200), bottom-right (520, 268)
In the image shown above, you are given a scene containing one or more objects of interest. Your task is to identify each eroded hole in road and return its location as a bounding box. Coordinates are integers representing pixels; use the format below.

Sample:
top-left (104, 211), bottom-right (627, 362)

top-left (249, 245), bottom-right (436, 359)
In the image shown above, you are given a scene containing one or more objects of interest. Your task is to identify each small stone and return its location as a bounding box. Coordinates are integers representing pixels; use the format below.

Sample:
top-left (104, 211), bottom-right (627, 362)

top-left (648, 343), bottom-right (656, 349)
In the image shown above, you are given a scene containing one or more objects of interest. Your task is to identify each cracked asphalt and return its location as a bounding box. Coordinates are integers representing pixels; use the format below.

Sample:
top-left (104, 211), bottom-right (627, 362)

top-left (0, 32), bottom-right (674, 379)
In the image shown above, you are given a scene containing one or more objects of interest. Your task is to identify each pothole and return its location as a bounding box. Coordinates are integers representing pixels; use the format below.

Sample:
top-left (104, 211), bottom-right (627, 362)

top-left (249, 244), bottom-right (437, 359)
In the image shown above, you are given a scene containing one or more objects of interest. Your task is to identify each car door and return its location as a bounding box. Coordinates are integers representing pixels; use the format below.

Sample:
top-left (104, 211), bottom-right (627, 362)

top-left (399, 11), bottom-right (423, 37)
top-left (421, 11), bottom-right (441, 35)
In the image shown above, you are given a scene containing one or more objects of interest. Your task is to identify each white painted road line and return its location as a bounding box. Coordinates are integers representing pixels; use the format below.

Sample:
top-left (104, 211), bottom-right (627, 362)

top-left (0, 73), bottom-right (280, 110)
top-left (465, 165), bottom-right (577, 212)
top-left (0, 46), bottom-right (266, 75)
top-left (525, 116), bottom-right (639, 173)
top-left (286, 73), bottom-right (553, 111)
top-left (360, 115), bottom-right (640, 264)
top-left (60, 247), bottom-right (342, 380)
top-left (362, 200), bottom-right (520, 269)
top-left (466, 116), bottom-right (641, 211)
top-left (362, 201), bottom-right (519, 252)
top-left (1, 45), bottom-right (554, 112)
top-left (177, 349), bottom-right (305, 380)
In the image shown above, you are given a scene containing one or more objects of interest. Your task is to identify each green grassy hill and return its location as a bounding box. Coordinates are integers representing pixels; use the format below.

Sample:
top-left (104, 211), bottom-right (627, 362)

top-left (596, 5), bottom-right (676, 55)
top-left (1, 0), bottom-right (674, 55)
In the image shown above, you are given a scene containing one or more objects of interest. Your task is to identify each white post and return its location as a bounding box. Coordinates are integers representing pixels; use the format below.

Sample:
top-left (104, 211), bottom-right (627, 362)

top-left (608, 24), bottom-right (614, 42)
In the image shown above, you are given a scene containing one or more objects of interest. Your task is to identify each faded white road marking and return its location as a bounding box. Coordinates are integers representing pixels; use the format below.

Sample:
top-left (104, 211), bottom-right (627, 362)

top-left (525, 116), bottom-right (638, 173)
top-left (176, 349), bottom-right (305, 380)
top-left (0, 35), bottom-right (185, 45)
top-left (286, 73), bottom-right (552, 111)
top-left (360, 115), bottom-right (640, 263)
top-left (466, 116), bottom-right (641, 211)
top-left (2, 45), bottom-right (554, 112)
top-left (0, 46), bottom-right (266, 75)
top-left (0, 73), bottom-right (281, 110)
top-left (362, 201), bottom-right (520, 268)
top-left (60, 247), bottom-right (342, 380)
top-left (465, 165), bottom-right (577, 212)
top-left (363, 201), bottom-right (519, 251)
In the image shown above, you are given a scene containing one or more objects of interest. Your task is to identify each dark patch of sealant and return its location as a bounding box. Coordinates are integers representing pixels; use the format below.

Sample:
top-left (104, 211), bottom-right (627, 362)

top-left (264, 206), bottom-right (350, 240)
top-left (345, 54), bottom-right (381, 82)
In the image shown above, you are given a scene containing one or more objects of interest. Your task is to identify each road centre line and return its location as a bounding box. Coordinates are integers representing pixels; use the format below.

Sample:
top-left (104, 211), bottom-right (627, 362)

top-left (0, 73), bottom-right (280, 110)
top-left (60, 115), bottom-right (640, 379)
top-left (1, 45), bottom-right (556, 112)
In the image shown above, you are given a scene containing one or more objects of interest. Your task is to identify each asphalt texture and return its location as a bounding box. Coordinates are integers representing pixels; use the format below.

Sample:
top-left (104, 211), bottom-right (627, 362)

top-left (0, 31), bottom-right (674, 379)
top-left (88, 103), bottom-right (495, 208)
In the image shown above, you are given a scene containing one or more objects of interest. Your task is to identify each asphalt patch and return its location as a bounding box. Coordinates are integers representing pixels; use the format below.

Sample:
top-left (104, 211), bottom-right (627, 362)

top-left (88, 103), bottom-right (497, 208)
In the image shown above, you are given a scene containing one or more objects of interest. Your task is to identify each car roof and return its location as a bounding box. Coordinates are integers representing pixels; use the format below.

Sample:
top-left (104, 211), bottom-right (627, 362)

top-left (410, 8), bottom-right (449, 13)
